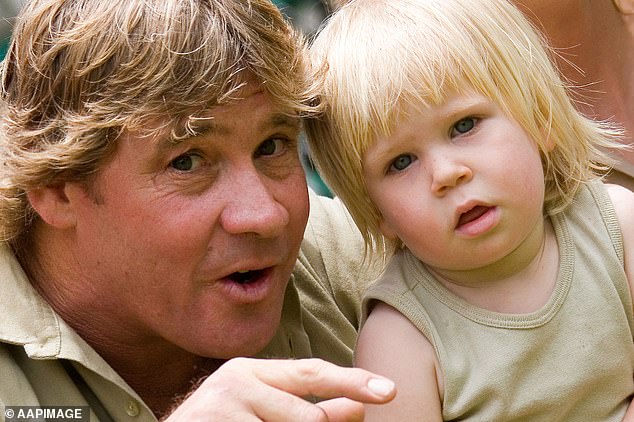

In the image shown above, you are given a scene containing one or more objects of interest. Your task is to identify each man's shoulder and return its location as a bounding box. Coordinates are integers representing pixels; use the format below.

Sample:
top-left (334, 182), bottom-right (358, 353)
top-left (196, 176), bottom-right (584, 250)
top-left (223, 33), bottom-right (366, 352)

top-left (292, 190), bottom-right (381, 328)
top-left (304, 190), bottom-right (361, 243)
top-left (298, 190), bottom-right (367, 285)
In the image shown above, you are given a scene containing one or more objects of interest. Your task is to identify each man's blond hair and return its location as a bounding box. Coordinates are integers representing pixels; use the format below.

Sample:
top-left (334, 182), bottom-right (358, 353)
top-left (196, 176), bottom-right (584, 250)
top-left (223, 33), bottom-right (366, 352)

top-left (1, 0), bottom-right (314, 242)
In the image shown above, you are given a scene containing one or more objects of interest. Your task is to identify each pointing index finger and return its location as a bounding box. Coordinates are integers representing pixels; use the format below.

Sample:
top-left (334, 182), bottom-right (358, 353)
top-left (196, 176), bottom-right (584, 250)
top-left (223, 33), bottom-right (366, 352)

top-left (246, 358), bottom-right (396, 403)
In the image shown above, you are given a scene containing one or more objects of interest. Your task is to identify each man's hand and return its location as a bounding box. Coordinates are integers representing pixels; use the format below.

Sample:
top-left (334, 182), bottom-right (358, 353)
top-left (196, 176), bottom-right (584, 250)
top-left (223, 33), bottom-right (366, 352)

top-left (164, 357), bottom-right (396, 422)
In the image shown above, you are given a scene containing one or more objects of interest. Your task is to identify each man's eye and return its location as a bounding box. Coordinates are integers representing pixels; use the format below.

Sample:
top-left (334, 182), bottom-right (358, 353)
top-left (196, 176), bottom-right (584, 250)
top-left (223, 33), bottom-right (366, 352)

top-left (389, 154), bottom-right (414, 172)
top-left (170, 153), bottom-right (202, 171)
top-left (255, 138), bottom-right (286, 158)
top-left (452, 117), bottom-right (476, 135)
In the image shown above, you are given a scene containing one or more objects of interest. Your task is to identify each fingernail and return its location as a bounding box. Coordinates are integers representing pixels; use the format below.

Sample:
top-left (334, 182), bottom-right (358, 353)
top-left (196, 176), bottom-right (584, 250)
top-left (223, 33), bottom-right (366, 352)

top-left (367, 378), bottom-right (395, 396)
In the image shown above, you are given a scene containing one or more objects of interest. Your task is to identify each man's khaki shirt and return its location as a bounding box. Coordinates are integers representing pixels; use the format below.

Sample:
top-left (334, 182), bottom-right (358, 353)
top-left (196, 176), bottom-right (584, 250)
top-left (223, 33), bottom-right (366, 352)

top-left (0, 192), bottom-right (377, 421)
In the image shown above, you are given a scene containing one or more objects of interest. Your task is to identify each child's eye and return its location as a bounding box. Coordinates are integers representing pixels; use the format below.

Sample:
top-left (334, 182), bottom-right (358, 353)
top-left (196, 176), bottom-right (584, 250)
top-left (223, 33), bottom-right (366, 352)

top-left (452, 117), bottom-right (477, 135)
top-left (389, 154), bottom-right (414, 172)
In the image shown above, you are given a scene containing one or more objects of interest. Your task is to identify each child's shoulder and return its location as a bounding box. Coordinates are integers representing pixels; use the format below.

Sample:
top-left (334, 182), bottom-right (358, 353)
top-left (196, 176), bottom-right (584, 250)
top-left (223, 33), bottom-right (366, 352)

top-left (605, 183), bottom-right (634, 228)
top-left (604, 182), bottom-right (634, 295)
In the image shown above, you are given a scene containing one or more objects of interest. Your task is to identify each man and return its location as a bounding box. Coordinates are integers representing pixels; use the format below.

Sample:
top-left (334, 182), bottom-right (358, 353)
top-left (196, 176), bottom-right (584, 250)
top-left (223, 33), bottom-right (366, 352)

top-left (0, 0), bottom-right (394, 420)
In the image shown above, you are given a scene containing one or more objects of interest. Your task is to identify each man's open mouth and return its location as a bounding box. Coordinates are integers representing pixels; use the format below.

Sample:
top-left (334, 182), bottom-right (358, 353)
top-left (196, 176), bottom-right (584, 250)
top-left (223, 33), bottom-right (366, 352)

top-left (228, 269), bottom-right (265, 284)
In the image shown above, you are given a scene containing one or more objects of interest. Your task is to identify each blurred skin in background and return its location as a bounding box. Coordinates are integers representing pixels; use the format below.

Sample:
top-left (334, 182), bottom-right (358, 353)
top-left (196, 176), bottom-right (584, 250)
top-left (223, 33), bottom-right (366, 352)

top-left (511, 0), bottom-right (634, 191)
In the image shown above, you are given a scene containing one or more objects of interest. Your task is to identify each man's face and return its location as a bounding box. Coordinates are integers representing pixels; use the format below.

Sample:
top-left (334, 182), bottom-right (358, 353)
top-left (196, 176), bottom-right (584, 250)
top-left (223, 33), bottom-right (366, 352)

top-left (68, 85), bottom-right (309, 358)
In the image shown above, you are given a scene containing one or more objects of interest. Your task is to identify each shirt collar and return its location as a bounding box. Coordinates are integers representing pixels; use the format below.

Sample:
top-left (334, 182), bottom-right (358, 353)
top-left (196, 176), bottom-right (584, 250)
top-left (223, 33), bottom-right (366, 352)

top-left (0, 243), bottom-right (133, 391)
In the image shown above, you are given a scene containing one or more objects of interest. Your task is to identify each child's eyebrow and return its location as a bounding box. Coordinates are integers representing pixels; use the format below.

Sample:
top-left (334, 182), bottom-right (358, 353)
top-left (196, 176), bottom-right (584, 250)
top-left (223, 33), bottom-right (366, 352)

top-left (439, 95), bottom-right (490, 119)
top-left (362, 139), bottom-right (402, 170)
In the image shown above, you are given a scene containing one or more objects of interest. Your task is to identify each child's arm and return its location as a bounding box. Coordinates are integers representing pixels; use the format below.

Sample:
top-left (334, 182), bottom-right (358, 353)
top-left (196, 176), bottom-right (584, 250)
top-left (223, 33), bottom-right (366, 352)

top-left (623, 402), bottom-right (634, 422)
top-left (355, 302), bottom-right (443, 422)
top-left (607, 184), bottom-right (634, 422)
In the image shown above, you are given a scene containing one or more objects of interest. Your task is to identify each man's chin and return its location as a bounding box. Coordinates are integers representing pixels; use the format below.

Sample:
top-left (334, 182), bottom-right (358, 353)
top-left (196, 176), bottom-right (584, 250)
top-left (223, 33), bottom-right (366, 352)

top-left (196, 313), bottom-right (283, 359)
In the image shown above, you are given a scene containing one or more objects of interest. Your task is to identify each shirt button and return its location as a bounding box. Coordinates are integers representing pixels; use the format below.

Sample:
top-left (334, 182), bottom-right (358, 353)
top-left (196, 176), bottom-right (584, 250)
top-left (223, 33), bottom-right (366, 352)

top-left (125, 400), bottom-right (140, 417)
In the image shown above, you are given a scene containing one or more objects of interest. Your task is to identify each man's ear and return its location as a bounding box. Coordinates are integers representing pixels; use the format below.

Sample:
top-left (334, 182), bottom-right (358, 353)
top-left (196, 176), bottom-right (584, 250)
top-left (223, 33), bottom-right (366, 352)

top-left (27, 183), bottom-right (77, 229)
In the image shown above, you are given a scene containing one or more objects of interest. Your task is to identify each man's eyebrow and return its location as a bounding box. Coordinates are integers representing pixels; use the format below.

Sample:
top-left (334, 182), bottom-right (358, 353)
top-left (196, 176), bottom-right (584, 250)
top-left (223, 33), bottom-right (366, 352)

top-left (262, 113), bottom-right (301, 131)
top-left (190, 113), bottom-right (300, 137)
top-left (154, 118), bottom-right (222, 151)
top-left (155, 113), bottom-right (300, 151)
top-left (180, 117), bottom-right (224, 138)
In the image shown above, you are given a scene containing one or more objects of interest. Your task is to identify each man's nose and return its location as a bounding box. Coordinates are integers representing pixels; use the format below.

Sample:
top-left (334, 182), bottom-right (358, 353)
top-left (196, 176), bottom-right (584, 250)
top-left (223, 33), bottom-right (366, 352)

top-left (218, 166), bottom-right (290, 238)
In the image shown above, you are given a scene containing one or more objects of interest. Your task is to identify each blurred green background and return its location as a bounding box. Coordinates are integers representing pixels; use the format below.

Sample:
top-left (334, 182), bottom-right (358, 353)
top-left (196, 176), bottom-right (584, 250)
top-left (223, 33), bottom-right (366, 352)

top-left (0, 0), bottom-right (23, 58)
top-left (0, 0), bottom-right (333, 196)
top-left (273, 0), bottom-right (333, 196)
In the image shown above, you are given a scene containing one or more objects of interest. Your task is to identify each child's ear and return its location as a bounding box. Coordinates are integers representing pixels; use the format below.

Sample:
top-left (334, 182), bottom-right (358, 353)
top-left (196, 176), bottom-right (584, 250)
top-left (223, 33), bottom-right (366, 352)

top-left (27, 183), bottom-right (78, 229)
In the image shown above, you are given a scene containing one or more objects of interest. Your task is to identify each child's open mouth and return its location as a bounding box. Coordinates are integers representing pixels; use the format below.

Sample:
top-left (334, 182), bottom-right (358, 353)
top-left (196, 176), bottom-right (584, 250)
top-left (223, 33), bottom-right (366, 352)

top-left (457, 205), bottom-right (491, 228)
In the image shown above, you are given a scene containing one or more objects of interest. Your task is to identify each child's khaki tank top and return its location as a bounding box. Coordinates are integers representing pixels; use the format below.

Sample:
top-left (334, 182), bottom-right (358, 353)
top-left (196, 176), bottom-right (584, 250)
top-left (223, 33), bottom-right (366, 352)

top-left (362, 181), bottom-right (634, 421)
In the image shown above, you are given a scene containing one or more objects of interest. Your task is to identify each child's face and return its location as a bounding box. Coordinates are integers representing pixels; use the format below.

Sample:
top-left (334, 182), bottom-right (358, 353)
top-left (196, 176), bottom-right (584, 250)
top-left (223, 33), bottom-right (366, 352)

top-left (362, 92), bottom-right (547, 280)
